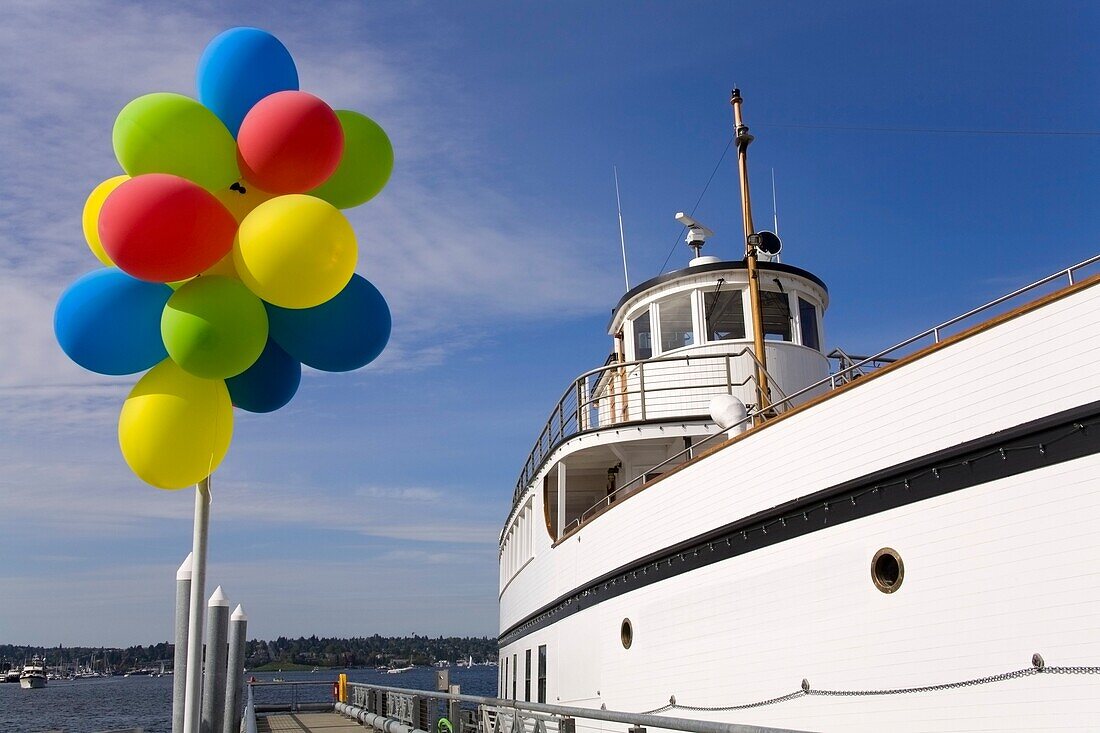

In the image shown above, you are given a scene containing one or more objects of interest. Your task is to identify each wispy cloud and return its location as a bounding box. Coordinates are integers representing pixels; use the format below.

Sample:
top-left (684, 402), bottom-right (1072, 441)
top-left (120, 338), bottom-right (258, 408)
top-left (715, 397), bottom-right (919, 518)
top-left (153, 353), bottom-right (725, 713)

top-left (0, 1), bottom-right (616, 391)
top-left (0, 554), bottom-right (498, 644)
top-left (0, 460), bottom-right (499, 545)
top-left (0, 1), bottom-right (593, 643)
top-left (354, 486), bottom-right (445, 502)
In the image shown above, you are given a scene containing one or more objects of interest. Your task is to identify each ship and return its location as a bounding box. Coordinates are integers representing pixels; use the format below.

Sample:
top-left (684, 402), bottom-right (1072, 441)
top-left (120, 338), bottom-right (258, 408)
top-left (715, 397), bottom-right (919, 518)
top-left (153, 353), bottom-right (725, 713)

top-left (19, 655), bottom-right (47, 689)
top-left (495, 90), bottom-right (1100, 730)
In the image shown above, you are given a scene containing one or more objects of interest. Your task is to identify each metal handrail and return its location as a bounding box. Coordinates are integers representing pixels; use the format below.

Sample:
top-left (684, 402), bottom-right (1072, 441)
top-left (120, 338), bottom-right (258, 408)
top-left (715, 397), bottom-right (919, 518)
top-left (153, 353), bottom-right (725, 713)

top-left (514, 347), bottom-right (775, 491)
top-left (345, 680), bottom-right (813, 733)
top-left (248, 678), bottom-right (335, 715)
top-left (505, 347), bottom-right (787, 537)
top-left (822, 255), bottom-right (1098, 388)
top-left (555, 254), bottom-right (1100, 538)
top-left (826, 347), bottom-right (894, 384)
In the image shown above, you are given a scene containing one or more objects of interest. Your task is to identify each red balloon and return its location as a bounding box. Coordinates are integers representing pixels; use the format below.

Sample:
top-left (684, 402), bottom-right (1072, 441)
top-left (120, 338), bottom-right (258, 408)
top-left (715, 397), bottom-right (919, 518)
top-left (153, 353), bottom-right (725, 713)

top-left (236, 91), bottom-right (344, 194)
top-left (99, 174), bottom-right (238, 282)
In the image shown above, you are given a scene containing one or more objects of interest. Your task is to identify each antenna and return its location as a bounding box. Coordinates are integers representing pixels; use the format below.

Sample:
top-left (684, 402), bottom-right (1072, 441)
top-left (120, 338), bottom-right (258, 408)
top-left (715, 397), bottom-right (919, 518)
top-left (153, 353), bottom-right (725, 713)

top-left (771, 168), bottom-right (779, 237)
top-left (614, 166), bottom-right (630, 290)
top-left (771, 168), bottom-right (781, 263)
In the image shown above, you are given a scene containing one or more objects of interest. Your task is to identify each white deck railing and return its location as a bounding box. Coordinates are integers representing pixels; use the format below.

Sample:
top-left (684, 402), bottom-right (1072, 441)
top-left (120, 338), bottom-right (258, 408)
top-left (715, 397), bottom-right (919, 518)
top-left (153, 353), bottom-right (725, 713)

top-left (504, 255), bottom-right (1100, 536)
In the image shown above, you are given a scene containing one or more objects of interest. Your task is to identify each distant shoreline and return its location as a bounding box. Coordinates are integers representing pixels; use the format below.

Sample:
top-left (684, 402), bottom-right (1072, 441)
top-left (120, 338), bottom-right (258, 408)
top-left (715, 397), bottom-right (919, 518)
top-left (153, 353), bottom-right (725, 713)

top-left (1, 635), bottom-right (498, 674)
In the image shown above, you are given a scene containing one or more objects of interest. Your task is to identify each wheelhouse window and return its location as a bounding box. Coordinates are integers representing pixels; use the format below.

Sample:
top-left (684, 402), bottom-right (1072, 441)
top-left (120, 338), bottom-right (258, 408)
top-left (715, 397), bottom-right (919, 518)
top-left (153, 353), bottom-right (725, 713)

top-left (798, 297), bottom-right (820, 350)
top-left (632, 310), bottom-right (652, 360)
top-left (658, 293), bottom-right (695, 352)
top-left (760, 291), bottom-right (792, 341)
top-left (704, 288), bottom-right (746, 341)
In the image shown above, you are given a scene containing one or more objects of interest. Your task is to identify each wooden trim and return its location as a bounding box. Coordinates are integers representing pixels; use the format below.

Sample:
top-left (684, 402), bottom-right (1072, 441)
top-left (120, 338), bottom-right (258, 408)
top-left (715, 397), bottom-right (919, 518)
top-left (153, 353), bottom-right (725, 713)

top-left (552, 274), bottom-right (1100, 543)
top-left (541, 475), bottom-right (554, 540)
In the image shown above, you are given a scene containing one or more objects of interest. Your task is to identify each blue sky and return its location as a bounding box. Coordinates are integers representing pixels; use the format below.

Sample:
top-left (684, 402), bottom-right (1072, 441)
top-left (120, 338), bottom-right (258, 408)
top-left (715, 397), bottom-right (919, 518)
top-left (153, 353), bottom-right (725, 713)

top-left (2, 1), bottom-right (1099, 646)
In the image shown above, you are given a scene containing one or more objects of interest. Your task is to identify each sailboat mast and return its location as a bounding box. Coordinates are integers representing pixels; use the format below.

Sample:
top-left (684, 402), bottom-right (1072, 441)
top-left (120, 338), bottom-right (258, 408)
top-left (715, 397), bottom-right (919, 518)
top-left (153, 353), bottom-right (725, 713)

top-left (731, 88), bottom-right (770, 416)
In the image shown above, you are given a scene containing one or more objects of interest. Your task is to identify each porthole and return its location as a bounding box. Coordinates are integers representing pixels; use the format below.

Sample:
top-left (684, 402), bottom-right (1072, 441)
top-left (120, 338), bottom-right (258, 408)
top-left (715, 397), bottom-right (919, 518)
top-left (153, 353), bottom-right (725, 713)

top-left (620, 618), bottom-right (633, 649)
top-left (871, 547), bottom-right (904, 593)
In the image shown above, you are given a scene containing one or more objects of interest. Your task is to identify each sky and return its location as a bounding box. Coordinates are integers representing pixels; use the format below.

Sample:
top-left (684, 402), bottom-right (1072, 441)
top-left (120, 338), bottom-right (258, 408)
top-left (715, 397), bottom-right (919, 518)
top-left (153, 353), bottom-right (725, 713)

top-left (2, 1), bottom-right (1099, 647)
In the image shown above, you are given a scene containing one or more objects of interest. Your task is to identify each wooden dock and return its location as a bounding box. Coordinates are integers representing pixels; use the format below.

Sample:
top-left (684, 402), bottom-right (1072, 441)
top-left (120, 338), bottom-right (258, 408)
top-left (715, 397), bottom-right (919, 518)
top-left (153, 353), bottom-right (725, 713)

top-left (257, 712), bottom-right (363, 732)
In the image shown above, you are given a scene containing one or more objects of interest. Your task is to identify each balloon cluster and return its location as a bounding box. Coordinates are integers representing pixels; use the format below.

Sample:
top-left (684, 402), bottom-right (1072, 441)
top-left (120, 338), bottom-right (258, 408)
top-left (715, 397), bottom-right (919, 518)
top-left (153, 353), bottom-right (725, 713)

top-left (55, 28), bottom-right (394, 490)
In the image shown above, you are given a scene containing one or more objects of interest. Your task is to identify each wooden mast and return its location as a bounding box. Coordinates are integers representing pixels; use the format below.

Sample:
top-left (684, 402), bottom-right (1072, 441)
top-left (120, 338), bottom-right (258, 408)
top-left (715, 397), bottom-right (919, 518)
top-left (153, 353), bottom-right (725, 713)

top-left (731, 88), bottom-right (770, 418)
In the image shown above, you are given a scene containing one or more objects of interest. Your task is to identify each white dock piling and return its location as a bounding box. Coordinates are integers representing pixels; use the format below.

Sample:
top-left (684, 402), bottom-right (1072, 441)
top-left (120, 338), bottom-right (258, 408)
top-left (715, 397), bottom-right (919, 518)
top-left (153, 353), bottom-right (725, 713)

top-left (222, 604), bottom-right (248, 733)
top-left (172, 553), bottom-right (193, 733)
top-left (201, 586), bottom-right (230, 733)
top-left (183, 478), bottom-right (211, 733)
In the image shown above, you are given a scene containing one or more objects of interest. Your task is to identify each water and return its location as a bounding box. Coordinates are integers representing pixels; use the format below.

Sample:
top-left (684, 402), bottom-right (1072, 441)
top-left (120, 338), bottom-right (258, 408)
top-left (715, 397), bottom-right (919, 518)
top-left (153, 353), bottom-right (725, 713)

top-left (0, 665), bottom-right (499, 733)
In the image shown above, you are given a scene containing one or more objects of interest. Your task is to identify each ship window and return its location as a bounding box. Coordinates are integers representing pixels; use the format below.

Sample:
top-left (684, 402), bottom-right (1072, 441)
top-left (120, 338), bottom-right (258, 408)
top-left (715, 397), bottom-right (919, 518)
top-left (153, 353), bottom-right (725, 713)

top-left (658, 293), bottom-right (694, 352)
top-left (503, 656), bottom-right (508, 697)
top-left (524, 649), bottom-right (531, 701)
top-left (704, 288), bottom-right (746, 341)
top-left (872, 547), bottom-right (904, 594)
top-left (620, 618), bottom-right (633, 649)
top-left (632, 310), bottom-right (652, 360)
top-left (537, 645), bottom-right (546, 703)
top-left (761, 291), bottom-right (792, 341)
top-left (798, 297), bottom-right (820, 350)
top-left (512, 653), bottom-right (517, 699)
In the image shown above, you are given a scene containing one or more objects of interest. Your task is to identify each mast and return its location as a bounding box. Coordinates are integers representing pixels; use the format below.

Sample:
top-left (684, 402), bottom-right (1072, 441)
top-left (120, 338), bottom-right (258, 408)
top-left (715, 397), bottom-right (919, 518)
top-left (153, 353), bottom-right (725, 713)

top-left (731, 88), bottom-right (770, 417)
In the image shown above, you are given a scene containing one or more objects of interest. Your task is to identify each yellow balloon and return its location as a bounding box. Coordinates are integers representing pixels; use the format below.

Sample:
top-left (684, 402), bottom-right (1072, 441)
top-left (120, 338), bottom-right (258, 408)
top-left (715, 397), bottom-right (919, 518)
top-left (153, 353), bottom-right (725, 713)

top-left (214, 180), bottom-right (273, 223)
top-left (234, 194), bottom-right (357, 309)
top-left (82, 175), bottom-right (129, 265)
top-left (118, 359), bottom-right (233, 489)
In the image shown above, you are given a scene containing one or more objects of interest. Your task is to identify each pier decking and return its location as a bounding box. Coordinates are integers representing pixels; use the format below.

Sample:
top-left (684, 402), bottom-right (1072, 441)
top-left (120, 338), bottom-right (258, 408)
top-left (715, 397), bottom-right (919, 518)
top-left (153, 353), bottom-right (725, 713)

top-left (257, 712), bottom-right (363, 732)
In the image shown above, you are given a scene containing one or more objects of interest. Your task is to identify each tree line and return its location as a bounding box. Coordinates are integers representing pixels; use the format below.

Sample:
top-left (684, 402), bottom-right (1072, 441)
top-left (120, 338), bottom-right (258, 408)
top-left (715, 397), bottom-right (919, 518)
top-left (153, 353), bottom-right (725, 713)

top-left (0, 635), bottom-right (497, 672)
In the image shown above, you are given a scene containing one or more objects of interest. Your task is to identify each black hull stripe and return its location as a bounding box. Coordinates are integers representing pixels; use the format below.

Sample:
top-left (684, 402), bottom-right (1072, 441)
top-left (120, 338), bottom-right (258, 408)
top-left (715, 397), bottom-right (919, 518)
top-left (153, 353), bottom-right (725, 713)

top-left (500, 399), bottom-right (1100, 647)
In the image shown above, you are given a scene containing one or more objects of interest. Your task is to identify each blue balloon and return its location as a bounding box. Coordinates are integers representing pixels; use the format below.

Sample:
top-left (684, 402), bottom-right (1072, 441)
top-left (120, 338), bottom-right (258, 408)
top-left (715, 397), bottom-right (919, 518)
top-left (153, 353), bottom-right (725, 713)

top-left (55, 269), bottom-right (172, 376)
top-left (196, 27), bottom-right (299, 137)
top-left (226, 338), bottom-right (301, 413)
top-left (266, 274), bottom-right (391, 372)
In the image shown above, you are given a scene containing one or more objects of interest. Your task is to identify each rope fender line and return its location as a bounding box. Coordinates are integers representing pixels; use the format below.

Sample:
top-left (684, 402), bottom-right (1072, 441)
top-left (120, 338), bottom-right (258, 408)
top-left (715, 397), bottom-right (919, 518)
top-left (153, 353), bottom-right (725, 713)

top-left (638, 655), bottom-right (1100, 714)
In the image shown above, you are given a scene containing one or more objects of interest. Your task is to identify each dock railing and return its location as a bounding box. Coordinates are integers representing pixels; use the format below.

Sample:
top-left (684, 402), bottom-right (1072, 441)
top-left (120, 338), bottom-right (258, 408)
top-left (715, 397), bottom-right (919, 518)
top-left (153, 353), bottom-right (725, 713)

top-left (555, 254), bottom-right (1100, 536)
top-left (340, 680), bottom-right (814, 733)
top-left (247, 679), bottom-right (336, 713)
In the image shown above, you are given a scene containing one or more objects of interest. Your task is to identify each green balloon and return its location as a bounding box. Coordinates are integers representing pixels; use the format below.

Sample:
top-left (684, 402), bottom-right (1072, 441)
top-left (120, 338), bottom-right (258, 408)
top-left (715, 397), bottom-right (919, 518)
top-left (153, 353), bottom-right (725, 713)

top-left (113, 93), bottom-right (240, 192)
top-left (309, 110), bottom-right (394, 208)
top-left (161, 276), bottom-right (269, 379)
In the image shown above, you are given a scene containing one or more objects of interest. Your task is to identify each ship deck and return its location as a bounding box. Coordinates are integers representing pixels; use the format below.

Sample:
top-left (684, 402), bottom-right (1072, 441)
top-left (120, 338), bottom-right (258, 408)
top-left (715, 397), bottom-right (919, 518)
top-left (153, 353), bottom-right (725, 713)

top-left (257, 712), bottom-right (362, 732)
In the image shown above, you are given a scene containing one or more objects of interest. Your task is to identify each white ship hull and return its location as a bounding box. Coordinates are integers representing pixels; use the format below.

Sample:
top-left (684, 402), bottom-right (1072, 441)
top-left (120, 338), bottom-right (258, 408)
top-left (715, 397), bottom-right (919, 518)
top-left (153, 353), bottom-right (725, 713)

top-left (19, 674), bottom-right (46, 689)
top-left (498, 275), bottom-right (1100, 730)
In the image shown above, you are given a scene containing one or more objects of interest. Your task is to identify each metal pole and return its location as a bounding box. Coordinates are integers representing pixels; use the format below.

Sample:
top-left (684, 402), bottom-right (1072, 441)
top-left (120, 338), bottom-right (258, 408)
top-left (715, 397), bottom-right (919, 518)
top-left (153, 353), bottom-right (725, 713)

top-left (201, 586), bottom-right (230, 733)
top-left (614, 165), bottom-right (630, 290)
top-left (183, 477), bottom-right (211, 733)
top-left (731, 88), bottom-right (770, 417)
top-left (173, 553), bottom-right (193, 733)
top-left (222, 604), bottom-right (247, 733)
top-left (447, 684), bottom-right (461, 733)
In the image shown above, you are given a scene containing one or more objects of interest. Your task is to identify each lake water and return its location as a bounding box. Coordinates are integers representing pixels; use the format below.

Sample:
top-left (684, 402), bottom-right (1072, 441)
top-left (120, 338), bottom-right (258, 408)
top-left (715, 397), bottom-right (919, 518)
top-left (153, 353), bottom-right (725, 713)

top-left (0, 665), bottom-right (499, 733)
